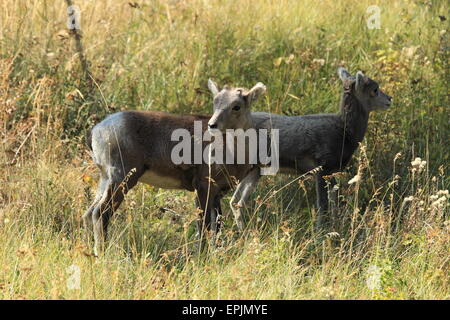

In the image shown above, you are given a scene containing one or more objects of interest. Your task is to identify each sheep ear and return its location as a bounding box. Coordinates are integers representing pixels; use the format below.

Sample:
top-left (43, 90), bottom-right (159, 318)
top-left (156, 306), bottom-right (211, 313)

top-left (245, 82), bottom-right (266, 104)
top-left (208, 79), bottom-right (219, 96)
top-left (355, 71), bottom-right (366, 92)
top-left (337, 67), bottom-right (353, 83)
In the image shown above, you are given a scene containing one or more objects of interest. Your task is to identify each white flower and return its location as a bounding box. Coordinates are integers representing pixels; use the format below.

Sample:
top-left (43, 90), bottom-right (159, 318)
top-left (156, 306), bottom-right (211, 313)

top-left (431, 196), bottom-right (448, 208)
top-left (437, 190), bottom-right (449, 197)
top-left (348, 174), bottom-right (361, 185)
top-left (411, 157), bottom-right (426, 172)
top-left (312, 58), bottom-right (325, 66)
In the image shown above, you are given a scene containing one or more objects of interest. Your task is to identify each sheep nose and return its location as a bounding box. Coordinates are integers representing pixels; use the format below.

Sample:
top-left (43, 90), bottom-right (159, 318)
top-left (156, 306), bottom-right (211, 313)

top-left (208, 123), bottom-right (218, 129)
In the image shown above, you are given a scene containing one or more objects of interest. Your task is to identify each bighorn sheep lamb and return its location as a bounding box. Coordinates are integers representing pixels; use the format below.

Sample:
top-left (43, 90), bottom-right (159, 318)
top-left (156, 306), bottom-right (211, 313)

top-left (227, 68), bottom-right (392, 231)
top-left (83, 81), bottom-right (266, 254)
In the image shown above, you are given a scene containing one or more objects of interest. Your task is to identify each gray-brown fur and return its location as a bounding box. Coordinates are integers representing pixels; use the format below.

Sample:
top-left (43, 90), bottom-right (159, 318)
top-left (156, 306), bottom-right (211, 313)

top-left (231, 68), bottom-right (392, 231)
top-left (207, 79), bottom-right (266, 132)
top-left (206, 80), bottom-right (267, 230)
top-left (83, 81), bottom-right (265, 254)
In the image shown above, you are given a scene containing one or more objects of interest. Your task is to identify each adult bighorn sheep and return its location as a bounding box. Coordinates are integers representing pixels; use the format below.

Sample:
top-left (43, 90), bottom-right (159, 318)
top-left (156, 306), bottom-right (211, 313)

top-left (217, 68), bottom-right (392, 232)
top-left (83, 81), bottom-right (266, 254)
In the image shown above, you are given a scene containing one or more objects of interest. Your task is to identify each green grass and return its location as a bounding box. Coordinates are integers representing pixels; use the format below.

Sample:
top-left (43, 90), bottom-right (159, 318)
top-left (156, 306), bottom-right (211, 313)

top-left (0, 0), bottom-right (448, 299)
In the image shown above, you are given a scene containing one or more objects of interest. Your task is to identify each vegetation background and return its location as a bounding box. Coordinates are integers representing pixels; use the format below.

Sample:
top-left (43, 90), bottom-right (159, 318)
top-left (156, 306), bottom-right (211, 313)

top-left (0, 0), bottom-right (448, 299)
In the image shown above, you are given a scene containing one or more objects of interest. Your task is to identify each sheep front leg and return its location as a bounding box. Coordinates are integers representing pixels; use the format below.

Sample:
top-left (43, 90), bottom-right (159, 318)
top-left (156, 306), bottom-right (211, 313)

top-left (327, 177), bottom-right (338, 227)
top-left (315, 173), bottom-right (337, 233)
top-left (211, 196), bottom-right (223, 235)
top-left (230, 168), bottom-right (261, 232)
top-left (315, 173), bottom-right (328, 233)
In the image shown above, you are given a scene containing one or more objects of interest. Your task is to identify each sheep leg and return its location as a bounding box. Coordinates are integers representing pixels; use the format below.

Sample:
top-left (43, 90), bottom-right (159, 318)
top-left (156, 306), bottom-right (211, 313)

top-left (327, 177), bottom-right (338, 228)
top-left (230, 167), bottom-right (261, 232)
top-left (91, 166), bottom-right (140, 256)
top-left (207, 196), bottom-right (223, 246)
top-left (315, 173), bottom-right (337, 233)
top-left (83, 175), bottom-right (109, 232)
top-left (195, 186), bottom-right (218, 236)
top-left (211, 195), bottom-right (223, 235)
top-left (315, 173), bottom-right (329, 232)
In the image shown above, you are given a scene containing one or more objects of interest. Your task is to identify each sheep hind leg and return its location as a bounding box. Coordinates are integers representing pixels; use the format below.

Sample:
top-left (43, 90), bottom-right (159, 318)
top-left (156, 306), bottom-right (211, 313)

top-left (212, 196), bottom-right (223, 235)
top-left (207, 195), bottom-right (223, 246)
top-left (195, 185), bottom-right (220, 250)
top-left (91, 166), bottom-right (141, 256)
top-left (83, 175), bottom-right (108, 234)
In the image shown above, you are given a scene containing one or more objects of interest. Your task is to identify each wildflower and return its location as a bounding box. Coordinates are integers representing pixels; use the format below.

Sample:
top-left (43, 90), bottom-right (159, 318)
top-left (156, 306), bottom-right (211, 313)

top-left (437, 190), bottom-right (449, 197)
top-left (312, 58), bottom-right (325, 66)
top-left (431, 196), bottom-right (447, 209)
top-left (411, 157), bottom-right (426, 173)
top-left (273, 57), bottom-right (283, 67)
top-left (411, 157), bottom-right (425, 168)
top-left (389, 175), bottom-right (401, 187)
top-left (326, 232), bottom-right (340, 239)
top-left (401, 46), bottom-right (420, 59)
top-left (404, 196), bottom-right (414, 203)
top-left (285, 54), bottom-right (295, 64)
top-left (348, 174), bottom-right (361, 185)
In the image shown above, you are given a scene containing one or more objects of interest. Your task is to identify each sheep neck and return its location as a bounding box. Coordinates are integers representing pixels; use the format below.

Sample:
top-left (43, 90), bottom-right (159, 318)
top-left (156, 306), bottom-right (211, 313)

top-left (339, 87), bottom-right (369, 146)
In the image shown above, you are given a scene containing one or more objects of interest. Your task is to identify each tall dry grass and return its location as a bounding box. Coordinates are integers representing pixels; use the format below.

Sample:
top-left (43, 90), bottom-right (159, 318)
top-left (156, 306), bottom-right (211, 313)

top-left (0, 0), bottom-right (448, 299)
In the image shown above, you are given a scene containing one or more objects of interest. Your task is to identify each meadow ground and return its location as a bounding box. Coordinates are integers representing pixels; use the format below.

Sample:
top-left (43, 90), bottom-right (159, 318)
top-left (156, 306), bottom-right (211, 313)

top-left (0, 0), bottom-right (448, 299)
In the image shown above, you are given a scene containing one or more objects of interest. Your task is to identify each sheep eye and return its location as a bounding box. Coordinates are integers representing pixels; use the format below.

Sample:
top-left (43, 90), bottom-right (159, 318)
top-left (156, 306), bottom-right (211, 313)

top-left (232, 105), bottom-right (241, 111)
top-left (370, 88), bottom-right (378, 97)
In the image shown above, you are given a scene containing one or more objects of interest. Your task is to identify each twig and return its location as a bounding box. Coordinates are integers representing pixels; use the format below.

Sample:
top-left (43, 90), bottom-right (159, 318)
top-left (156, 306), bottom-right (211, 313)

top-left (10, 124), bottom-right (36, 165)
top-left (64, 0), bottom-right (93, 89)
